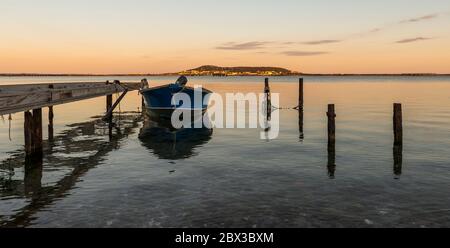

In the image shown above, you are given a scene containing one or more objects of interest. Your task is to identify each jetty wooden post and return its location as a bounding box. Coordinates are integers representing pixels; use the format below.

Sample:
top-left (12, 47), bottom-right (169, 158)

top-left (24, 109), bottom-right (43, 157)
top-left (32, 108), bottom-right (43, 153)
top-left (106, 93), bottom-right (113, 126)
top-left (106, 95), bottom-right (113, 113)
top-left (327, 104), bottom-right (336, 149)
top-left (48, 106), bottom-right (54, 141)
top-left (103, 89), bottom-right (129, 121)
top-left (299, 78), bottom-right (304, 109)
top-left (393, 103), bottom-right (403, 146)
top-left (105, 80), bottom-right (113, 119)
top-left (48, 84), bottom-right (55, 141)
top-left (24, 111), bottom-right (33, 155)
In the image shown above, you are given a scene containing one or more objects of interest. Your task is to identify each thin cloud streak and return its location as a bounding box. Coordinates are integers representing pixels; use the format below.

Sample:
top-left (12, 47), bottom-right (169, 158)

top-left (283, 51), bottom-right (329, 56)
top-left (216, 12), bottom-right (443, 53)
top-left (301, 39), bottom-right (342, 45)
top-left (216, 42), bottom-right (269, 50)
top-left (353, 13), bottom-right (441, 38)
top-left (395, 37), bottom-right (432, 43)
top-left (400, 14), bottom-right (439, 23)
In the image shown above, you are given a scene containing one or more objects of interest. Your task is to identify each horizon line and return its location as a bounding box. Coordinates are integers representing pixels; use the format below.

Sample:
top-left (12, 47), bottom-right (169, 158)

top-left (1, 72), bottom-right (450, 77)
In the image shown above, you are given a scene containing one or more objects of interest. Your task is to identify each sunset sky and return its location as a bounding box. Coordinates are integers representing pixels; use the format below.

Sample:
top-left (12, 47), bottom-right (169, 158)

top-left (1, 0), bottom-right (450, 74)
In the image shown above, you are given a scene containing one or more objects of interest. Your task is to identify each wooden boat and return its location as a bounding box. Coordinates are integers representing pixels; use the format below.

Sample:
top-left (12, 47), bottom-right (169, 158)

top-left (140, 76), bottom-right (212, 119)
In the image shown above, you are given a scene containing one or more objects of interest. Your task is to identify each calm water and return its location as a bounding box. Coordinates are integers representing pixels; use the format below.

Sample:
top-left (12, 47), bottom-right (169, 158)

top-left (1, 76), bottom-right (450, 228)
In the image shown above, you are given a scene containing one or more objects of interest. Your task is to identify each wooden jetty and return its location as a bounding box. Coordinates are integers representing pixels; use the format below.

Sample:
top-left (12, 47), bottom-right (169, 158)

top-left (0, 80), bottom-right (142, 156)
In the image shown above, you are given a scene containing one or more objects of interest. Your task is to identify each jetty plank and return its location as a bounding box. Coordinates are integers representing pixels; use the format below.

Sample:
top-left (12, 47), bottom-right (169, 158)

top-left (0, 82), bottom-right (141, 115)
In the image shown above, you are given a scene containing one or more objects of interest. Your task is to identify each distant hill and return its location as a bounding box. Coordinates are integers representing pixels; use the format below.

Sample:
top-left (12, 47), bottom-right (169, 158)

top-left (179, 65), bottom-right (297, 76)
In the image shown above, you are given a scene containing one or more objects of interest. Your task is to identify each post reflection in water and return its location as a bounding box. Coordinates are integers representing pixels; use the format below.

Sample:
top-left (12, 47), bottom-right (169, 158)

top-left (138, 110), bottom-right (213, 160)
top-left (24, 156), bottom-right (43, 196)
top-left (327, 147), bottom-right (336, 179)
top-left (394, 145), bottom-right (403, 179)
top-left (298, 108), bottom-right (304, 141)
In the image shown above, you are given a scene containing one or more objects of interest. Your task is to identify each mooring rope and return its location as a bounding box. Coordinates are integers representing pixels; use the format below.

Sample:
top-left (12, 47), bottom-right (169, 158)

top-left (272, 106), bottom-right (300, 110)
top-left (269, 104), bottom-right (303, 111)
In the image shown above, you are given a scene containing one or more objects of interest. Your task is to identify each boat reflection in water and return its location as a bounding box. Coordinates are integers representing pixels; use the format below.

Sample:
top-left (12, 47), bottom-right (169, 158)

top-left (139, 110), bottom-right (213, 160)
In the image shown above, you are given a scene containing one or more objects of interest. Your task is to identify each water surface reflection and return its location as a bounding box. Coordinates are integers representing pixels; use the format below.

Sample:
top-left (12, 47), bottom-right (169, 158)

top-left (139, 113), bottom-right (213, 160)
top-left (0, 114), bottom-right (141, 227)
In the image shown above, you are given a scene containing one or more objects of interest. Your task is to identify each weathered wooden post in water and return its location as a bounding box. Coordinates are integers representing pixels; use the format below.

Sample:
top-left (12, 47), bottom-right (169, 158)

top-left (298, 78), bottom-right (304, 140)
top-left (393, 103), bottom-right (403, 146)
top-left (264, 78), bottom-right (272, 121)
top-left (24, 109), bottom-right (43, 157)
top-left (393, 103), bottom-right (403, 179)
top-left (298, 78), bottom-right (304, 109)
top-left (327, 104), bottom-right (336, 149)
top-left (327, 104), bottom-right (336, 179)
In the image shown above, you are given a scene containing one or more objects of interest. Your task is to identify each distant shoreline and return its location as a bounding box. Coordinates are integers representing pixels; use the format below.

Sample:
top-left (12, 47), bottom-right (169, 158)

top-left (1, 73), bottom-right (450, 77)
top-left (2, 65), bottom-right (450, 77)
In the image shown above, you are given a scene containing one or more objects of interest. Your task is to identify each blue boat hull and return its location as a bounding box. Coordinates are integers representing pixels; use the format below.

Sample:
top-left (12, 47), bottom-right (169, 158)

top-left (141, 84), bottom-right (212, 119)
